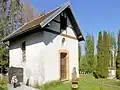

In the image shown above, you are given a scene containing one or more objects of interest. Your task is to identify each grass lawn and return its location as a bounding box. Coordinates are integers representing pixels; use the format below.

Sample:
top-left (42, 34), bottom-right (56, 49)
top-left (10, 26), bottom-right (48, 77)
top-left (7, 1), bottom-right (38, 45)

top-left (38, 75), bottom-right (120, 90)
top-left (78, 75), bottom-right (120, 90)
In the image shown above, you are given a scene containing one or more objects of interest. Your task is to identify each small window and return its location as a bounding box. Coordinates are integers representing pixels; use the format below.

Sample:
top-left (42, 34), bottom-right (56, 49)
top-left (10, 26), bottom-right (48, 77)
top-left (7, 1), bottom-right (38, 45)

top-left (60, 12), bottom-right (67, 30)
top-left (62, 38), bottom-right (65, 46)
top-left (21, 41), bottom-right (26, 62)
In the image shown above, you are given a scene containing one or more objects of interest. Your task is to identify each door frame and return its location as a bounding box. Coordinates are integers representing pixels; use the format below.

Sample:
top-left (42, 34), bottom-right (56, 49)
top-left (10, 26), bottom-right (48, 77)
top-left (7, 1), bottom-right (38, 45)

top-left (58, 49), bottom-right (69, 81)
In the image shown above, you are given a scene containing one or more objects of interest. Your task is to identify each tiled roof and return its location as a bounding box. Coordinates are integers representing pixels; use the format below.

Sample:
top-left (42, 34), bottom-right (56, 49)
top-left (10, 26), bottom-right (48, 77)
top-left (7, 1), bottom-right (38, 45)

top-left (2, 7), bottom-right (60, 41)
top-left (2, 1), bottom-right (84, 42)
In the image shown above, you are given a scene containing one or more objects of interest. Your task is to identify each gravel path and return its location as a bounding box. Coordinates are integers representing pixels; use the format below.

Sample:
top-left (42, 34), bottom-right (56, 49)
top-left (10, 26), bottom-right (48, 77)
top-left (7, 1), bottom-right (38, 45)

top-left (8, 84), bottom-right (39, 90)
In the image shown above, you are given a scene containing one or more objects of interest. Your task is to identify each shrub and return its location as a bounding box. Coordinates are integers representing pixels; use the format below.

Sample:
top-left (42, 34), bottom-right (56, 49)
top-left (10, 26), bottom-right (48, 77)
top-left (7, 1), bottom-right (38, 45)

top-left (0, 75), bottom-right (8, 90)
top-left (93, 71), bottom-right (99, 78)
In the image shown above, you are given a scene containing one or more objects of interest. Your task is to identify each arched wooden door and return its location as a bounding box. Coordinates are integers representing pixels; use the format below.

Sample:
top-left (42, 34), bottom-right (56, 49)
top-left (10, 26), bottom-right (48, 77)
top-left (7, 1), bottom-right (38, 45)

top-left (59, 50), bottom-right (69, 80)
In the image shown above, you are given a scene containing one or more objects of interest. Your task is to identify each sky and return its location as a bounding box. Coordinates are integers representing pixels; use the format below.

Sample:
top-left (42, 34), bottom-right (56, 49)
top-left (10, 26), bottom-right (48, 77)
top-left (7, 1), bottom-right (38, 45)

top-left (30, 0), bottom-right (120, 55)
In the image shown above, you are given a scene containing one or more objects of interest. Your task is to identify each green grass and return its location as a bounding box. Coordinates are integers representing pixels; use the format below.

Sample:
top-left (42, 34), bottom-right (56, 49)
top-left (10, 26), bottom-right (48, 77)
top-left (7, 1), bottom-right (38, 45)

top-left (79, 75), bottom-right (120, 85)
top-left (78, 75), bottom-right (120, 90)
top-left (44, 83), bottom-right (71, 90)
top-left (33, 80), bottom-right (64, 90)
top-left (34, 75), bottom-right (120, 90)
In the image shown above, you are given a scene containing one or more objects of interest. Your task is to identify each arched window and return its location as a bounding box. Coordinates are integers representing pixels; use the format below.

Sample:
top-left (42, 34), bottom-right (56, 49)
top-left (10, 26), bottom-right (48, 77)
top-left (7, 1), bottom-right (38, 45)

top-left (62, 38), bottom-right (65, 46)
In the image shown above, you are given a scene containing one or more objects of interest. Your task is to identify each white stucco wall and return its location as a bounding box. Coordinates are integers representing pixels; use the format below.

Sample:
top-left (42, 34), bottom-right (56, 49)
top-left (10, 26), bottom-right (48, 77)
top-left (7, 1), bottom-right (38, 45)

top-left (9, 12), bottom-right (79, 85)
top-left (9, 31), bottom-right (47, 85)
top-left (43, 27), bottom-right (78, 83)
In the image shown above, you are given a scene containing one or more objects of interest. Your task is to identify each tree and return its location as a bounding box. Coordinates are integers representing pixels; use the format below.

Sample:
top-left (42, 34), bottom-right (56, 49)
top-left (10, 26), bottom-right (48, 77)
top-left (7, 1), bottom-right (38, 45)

top-left (116, 30), bottom-right (120, 79)
top-left (22, 0), bottom-right (40, 22)
top-left (0, 0), bottom-right (8, 38)
top-left (0, 45), bottom-right (8, 74)
top-left (95, 31), bottom-right (110, 78)
top-left (0, 0), bottom-right (9, 75)
top-left (78, 43), bottom-right (81, 73)
top-left (102, 31), bottom-right (109, 78)
top-left (8, 0), bottom-right (25, 35)
top-left (79, 56), bottom-right (88, 73)
top-left (109, 33), bottom-right (116, 68)
top-left (96, 31), bottom-right (103, 78)
top-left (85, 34), bottom-right (94, 73)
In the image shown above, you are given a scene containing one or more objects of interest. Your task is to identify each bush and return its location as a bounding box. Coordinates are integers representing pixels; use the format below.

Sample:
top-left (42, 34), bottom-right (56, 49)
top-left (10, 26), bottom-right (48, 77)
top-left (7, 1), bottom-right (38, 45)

top-left (0, 75), bottom-right (8, 90)
top-left (93, 71), bottom-right (99, 78)
top-left (93, 71), bottom-right (106, 79)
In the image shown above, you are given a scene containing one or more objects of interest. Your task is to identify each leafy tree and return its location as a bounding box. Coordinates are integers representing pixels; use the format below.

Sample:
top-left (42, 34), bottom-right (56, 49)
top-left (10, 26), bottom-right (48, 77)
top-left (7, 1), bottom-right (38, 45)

top-left (102, 31), bottom-right (109, 78)
top-left (116, 30), bottom-right (120, 79)
top-left (0, 0), bottom-right (9, 74)
top-left (78, 43), bottom-right (81, 73)
top-left (79, 56), bottom-right (88, 73)
top-left (93, 55), bottom-right (97, 71)
top-left (96, 31), bottom-right (103, 78)
top-left (95, 31), bottom-right (111, 78)
top-left (0, 45), bottom-right (8, 74)
top-left (85, 34), bottom-right (94, 73)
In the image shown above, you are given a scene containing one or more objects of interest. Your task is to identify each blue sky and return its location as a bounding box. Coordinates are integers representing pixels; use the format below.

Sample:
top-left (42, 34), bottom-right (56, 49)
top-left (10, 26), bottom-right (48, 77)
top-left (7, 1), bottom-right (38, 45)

top-left (30, 0), bottom-right (120, 55)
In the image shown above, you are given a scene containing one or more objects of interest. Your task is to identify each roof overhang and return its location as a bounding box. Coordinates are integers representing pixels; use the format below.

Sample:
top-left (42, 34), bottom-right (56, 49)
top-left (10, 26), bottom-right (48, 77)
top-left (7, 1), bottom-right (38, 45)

top-left (2, 1), bottom-right (84, 42)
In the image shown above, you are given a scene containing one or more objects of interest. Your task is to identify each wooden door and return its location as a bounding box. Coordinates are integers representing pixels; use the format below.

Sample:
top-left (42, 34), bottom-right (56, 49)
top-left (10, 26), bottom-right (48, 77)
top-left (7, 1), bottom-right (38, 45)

top-left (60, 53), bottom-right (67, 80)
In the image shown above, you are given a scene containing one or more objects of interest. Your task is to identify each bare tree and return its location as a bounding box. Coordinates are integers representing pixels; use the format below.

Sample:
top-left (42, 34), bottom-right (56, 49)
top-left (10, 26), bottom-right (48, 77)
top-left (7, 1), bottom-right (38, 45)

top-left (22, 0), bottom-right (40, 23)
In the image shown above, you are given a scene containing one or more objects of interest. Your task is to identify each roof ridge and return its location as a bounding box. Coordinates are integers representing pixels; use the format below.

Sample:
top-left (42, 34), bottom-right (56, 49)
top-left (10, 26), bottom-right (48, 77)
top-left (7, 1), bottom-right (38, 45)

top-left (43, 1), bottom-right (70, 16)
top-left (17, 6), bottom-right (61, 31)
top-left (46, 6), bottom-right (61, 15)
